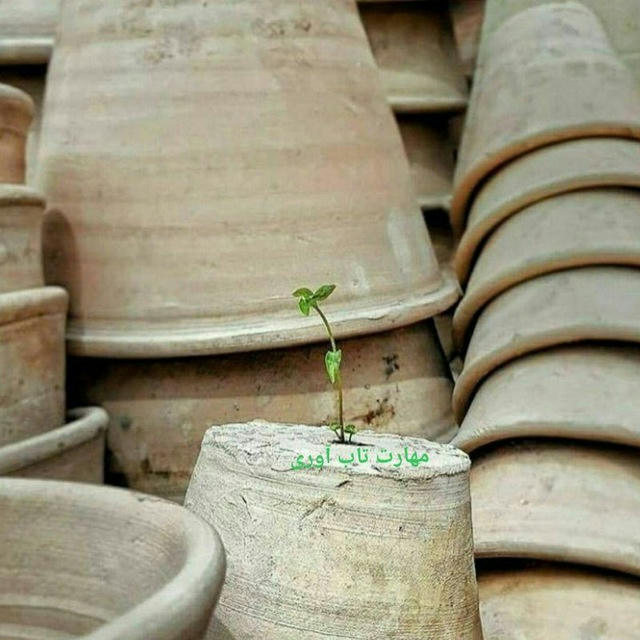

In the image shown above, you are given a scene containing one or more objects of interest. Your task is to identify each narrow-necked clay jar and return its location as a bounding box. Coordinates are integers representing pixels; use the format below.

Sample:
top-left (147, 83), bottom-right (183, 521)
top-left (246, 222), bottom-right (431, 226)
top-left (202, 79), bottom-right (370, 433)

top-left (478, 561), bottom-right (640, 639)
top-left (359, 2), bottom-right (468, 112)
top-left (0, 477), bottom-right (226, 640)
top-left (185, 421), bottom-right (482, 639)
top-left (455, 138), bottom-right (640, 282)
top-left (37, 0), bottom-right (457, 359)
top-left (471, 439), bottom-right (640, 577)
top-left (0, 407), bottom-right (107, 483)
top-left (453, 344), bottom-right (640, 453)
top-left (69, 320), bottom-right (456, 502)
top-left (0, 82), bottom-right (34, 183)
top-left (453, 266), bottom-right (640, 421)
top-left (453, 188), bottom-right (640, 347)
top-left (0, 287), bottom-right (67, 446)
top-left (450, 2), bottom-right (640, 230)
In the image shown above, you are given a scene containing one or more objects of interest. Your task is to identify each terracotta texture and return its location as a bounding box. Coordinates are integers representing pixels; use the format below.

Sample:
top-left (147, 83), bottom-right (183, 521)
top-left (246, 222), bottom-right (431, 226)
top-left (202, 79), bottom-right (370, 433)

top-left (0, 477), bottom-right (226, 640)
top-left (450, 2), bottom-right (640, 231)
top-left (0, 82), bottom-right (34, 184)
top-left (471, 439), bottom-right (640, 577)
top-left (453, 189), bottom-right (640, 346)
top-left (453, 266), bottom-right (640, 420)
top-left (479, 562), bottom-right (640, 639)
top-left (453, 345), bottom-right (640, 453)
top-left (186, 421), bottom-right (482, 639)
top-left (455, 138), bottom-right (640, 282)
top-left (0, 406), bottom-right (107, 483)
top-left (360, 2), bottom-right (468, 113)
top-left (0, 287), bottom-right (67, 447)
top-left (37, 0), bottom-right (457, 359)
top-left (69, 321), bottom-right (457, 502)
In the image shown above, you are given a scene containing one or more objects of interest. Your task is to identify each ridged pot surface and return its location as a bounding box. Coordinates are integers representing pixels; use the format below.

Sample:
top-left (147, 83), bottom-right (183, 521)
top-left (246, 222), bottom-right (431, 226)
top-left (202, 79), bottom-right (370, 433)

top-left (37, 0), bottom-right (456, 358)
top-left (0, 0), bottom-right (59, 63)
top-left (0, 82), bottom-right (34, 184)
top-left (185, 421), bottom-right (482, 639)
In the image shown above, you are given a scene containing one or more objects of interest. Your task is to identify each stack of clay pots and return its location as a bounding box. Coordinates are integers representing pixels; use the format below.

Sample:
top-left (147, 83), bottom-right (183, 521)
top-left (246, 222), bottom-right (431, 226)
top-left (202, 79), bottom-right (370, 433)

top-left (450, 2), bottom-right (640, 635)
top-left (0, 81), bottom-right (107, 482)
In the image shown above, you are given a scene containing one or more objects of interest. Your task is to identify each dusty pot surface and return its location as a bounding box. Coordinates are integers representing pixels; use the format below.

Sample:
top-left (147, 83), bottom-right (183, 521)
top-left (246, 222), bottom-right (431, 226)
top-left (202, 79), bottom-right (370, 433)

top-left (185, 421), bottom-right (482, 639)
top-left (450, 2), bottom-right (640, 230)
top-left (455, 138), bottom-right (640, 281)
top-left (0, 477), bottom-right (226, 640)
top-left (37, 0), bottom-right (457, 359)
top-left (453, 188), bottom-right (640, 347)
top-left (478, 561), bottom-right (640, 639)
top-left (0, 406), bottom-right (108, 483)
top-left (360, 2), bottom-right (467, 113)
top-left (453, 266), bottom-right (640, 421)
top-left (0, 286), bottom-right (67, 446)
top-left (0, 82), bottom-right (34, 184)
top-left (69, 320), bottom-right (456, 502)
top-left (471, 439), bottom-right (640, 577)
top-left (453, 344), bottom-right (640, 453)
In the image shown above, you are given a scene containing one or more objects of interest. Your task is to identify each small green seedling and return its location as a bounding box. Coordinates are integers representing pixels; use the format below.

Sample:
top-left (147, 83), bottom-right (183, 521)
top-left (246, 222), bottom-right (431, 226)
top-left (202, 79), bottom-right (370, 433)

top-left (293, 284), bottom-right (356, 444)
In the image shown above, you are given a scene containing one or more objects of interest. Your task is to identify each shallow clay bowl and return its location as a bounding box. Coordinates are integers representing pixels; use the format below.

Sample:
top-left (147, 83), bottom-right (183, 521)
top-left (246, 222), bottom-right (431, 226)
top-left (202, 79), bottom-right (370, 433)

top-left (450, 2), bottom-right (640, 230)
top-left (453, 188), bottom-right (640, 347)
top-left (479, 561), bottom-right (640, 639)
top-left (0, 477), bottom-right (226, 640)
top-left (455, 138), bottom-right (640, 282)
top-left (0, 0), bottom-right (58, 63)
top-left (452, 344), bottom-right (640, 453)
top-left (453, 266), bottom-right (640, 421)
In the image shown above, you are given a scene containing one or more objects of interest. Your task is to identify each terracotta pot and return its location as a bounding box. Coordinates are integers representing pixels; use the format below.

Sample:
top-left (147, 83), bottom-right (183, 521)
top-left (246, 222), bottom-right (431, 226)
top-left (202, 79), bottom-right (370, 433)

top-left (0, 0), bottom-right (59, 64)
top-left (0, 287), bottom-right (67, 446)
top-left (0, 477), bottom-right (226, 640)
top-left (452, 344), bottom-right (640, 453)
top-left (450, 2), bottom-right (640, 231)
top-left (0, 406), bottom-right (107, 483)
top-left (37, 0), bottom-right (457, 359)
top-left (359, 2), bottom-right (467, 113)
top-left (0, 82), bottom-right (34, 184)
top-left (479, 562), bottom-right (640, 639)
top-left (471, 439), bottom-right (640, 577)
top-left (453, 189), bottom-right (640, 347)
top-left (453, 266), bottom-right (640, 421)
top-left (185, 421), bottom-right (482, 639)
top-left (455, 138), bottom-right (640, 282)
top-left (449, 0), bottom-right (485, 78)
top-left (69, 320), bottom-right (456, 502)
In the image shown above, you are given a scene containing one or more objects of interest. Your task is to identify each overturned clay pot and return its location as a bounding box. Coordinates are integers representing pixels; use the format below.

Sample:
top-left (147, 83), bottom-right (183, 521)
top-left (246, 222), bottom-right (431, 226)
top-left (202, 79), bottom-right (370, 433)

top-left (0, 82), bottom-right (34, 184)
top-left (185, 420), bottom-right (482, 639)
top-left (0, 477), bottom-right (226, 640)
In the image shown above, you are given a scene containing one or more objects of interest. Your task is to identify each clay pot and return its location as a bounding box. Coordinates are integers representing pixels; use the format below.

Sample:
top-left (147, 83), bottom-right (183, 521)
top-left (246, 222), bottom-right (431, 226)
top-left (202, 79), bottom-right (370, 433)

top-left (452, 344), bottom-right (640, 453)
top-left (359, 2), bottom-right (468, 113)
top-left (185, 421), bottom-right (482, 639)
top-left (0, 82), bottom-right (34, 184)
top-left (69, 320), bottom-right (456, 502)
top-left (478, 562), bottom-right (640, 639)
top-left (471, 439), bottom-right (640, 577)
top-left (0, 406), bottom-right (107, 483)
top-left (453, 189), bottom-right (640, 347)
top-left (37, 0), bottom-right (457, 359)
top-left (0, 477), bottom-right (226, 640)
top-left (453, 266), bottom-right (640, 421)
top-left (450, 2), bottom-right (640, 230)
top-left (455, 138), bottom-right (640, 282)
top-left (0, 287), bottom-right (67, 446)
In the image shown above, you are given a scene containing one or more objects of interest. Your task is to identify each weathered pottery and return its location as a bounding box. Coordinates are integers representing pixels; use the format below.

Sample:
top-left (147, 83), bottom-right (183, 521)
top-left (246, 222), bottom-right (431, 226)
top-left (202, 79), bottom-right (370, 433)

top-left (453, 266), bottom-right (640, 421)
top-left (478, 562), bottom-right (640, 640)
top-left (0, 82), bottom-right (34, 184)
top-left (471, 439), bottom-right (640, 577)
top-left (0, 287), bottom-right (67, 446)
top-left (453, 189), bottom-right (640, 346)
top-left (37, 0), bottom-right (457, 358)
top-left (452, 344), bottom-right (640, 453)
top-left (450, 2), bottom-right (640, 231)
top-left (0, 477), bottom-right (226, 640)
top-left (455, 138), bottom-right (640, 282)
top-left (0, 406), bottom-right (107, 483)
top-left (359, 2), bottom-right (468, 112)
top-left (69, 320), bottom-right (457, 502)
top-left (185, 421), bottom-right (482, 639)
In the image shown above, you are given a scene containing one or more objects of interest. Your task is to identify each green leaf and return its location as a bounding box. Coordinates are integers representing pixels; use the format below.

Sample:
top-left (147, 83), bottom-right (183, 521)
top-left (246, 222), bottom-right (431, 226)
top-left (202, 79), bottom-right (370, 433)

top-left (313, 284), bottom-right (336, 303)
top-left (292, 287), bottom-right (313, 299)
top-left (325, 349), bottom-right (342, 384)
top-left (344, 424), bottom-right (356, 434)
top-left (298, 297), bottom-right (311, 316)
top-left (328, 422), bottom-right (341, 433)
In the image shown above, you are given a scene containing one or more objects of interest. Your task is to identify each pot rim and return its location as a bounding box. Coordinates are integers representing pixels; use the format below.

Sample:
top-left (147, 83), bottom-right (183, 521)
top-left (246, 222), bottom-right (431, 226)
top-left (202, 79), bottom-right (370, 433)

top-left (0, 38), bottom-right (53, 66)
top-left (0, 286), bottom-right (68, 326)
top-left (0, 183), bottom-right (45, 206)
